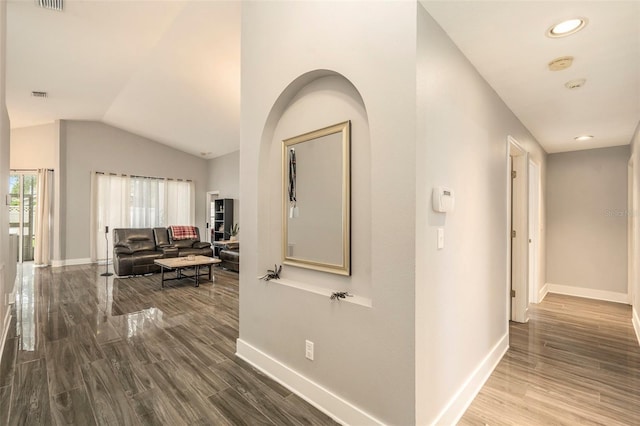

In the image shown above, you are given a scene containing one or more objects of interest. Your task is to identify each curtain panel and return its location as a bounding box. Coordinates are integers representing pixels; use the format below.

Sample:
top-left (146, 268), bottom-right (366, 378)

top-left (90, 172), bottom-right (195, 261)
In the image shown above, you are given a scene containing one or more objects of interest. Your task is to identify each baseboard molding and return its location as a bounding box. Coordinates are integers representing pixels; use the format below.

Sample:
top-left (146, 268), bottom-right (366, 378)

top-left (633, 308), bottom-right (640, 348)
top-left (538, 283), bottom-right (549, 302)
top-left (547, 283), bottom-right (628, 304)
top-left (432, 332), bottom-right (509, 425)
top-left (236, 339), bottom-right (384, 426)
top-left (52, 258), bottom-right (93, 268)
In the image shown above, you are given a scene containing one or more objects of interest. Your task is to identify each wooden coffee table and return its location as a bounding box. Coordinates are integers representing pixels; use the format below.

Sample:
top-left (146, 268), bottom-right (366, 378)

top-left (154, 255), bottom-right (222, 288)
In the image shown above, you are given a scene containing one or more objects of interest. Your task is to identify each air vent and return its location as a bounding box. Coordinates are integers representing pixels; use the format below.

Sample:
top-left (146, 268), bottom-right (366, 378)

top-left (31, 91), bottom-right (48, 98)
top-left (36, 0), bottom-right (63, 12)
top-left (565, 79), bottom-right (586, 89)
top-left (548, 56), bottom-right (574, 71)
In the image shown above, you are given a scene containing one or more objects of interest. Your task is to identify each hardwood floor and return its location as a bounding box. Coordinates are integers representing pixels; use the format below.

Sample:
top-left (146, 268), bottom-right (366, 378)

top-left (460, 293), bottom-right (640, 426)
top-left (0, 264), bottom-right (338, 426)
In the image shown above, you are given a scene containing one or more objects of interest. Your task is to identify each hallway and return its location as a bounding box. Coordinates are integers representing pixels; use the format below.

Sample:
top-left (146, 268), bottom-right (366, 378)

top-left (460, 294), bottom-right (640, 425)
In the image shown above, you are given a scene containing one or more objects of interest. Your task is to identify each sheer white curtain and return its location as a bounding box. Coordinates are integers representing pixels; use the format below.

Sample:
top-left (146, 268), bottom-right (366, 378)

top-left (166, 180), bottom-right (194, 225)
top-left (34, 169), bottom-right (53, 266)
top-left (130, 177), bottom-right (164, 228)
top-left (91, 172), bottom-right (194, 261)
top-left (91, 173), bottom-right (129, 261)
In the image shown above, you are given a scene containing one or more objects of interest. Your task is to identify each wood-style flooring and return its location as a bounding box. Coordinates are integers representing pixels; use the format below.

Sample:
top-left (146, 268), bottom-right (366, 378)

top-left (0, 264), bottom-right (338, 426)
top-left (460, 293), bottom-right (640, 426)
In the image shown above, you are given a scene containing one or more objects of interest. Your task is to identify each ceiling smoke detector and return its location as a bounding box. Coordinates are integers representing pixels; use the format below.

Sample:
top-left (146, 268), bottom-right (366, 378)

top-left (565, 78), bottom-right (586, 89)
top-left (548, 56), bottom-right (574, 71)
top-left (31, 91), bottom-right (48, 98)
top-left (36, 0), bottom-right (63, 12)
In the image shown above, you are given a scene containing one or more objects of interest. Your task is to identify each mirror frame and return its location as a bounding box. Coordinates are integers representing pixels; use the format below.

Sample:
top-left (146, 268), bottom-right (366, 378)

top-left (282, 120), bottom-right (351, 276)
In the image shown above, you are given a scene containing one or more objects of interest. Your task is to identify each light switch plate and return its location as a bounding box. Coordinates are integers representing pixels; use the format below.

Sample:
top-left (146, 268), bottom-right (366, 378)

top-left (437, 228), bottom-right (444, 249)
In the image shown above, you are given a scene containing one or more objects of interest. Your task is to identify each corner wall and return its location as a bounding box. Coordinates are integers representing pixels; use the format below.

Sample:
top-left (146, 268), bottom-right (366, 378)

top-left (0, 0), bottom-right (13, 360)
top-left (629, 121), bottom-right (640, 343)
top-left (207, 150), bottom-right (240, 230)
top-left (416, 5), bottom-right (547, 424)
top-left (546, 146), bottom-right (629, 302)
top-left (240, 2), bottom-right (417, 424)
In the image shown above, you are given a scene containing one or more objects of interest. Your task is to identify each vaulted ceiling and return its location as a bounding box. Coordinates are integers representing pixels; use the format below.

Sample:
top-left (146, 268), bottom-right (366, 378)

top-left (7, 1), bottom-right (640, 157)
top-left (7, 0), bottom-right (240, 159)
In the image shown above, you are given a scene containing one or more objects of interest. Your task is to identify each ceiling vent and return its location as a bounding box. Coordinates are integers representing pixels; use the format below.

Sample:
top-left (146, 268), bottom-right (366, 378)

top-left (36, 0), bottom-right (63, 12)
top-left (31, 91), bottom-right (48, 98)
top-left (565, 78), bottom-right (586, 89)
top-left (548, 56), bottom-right (574, 71)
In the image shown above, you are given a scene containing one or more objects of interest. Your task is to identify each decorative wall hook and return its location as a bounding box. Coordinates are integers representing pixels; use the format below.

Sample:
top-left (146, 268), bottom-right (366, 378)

top-left (330, 291), bottom-right (353, 300)
top-left (260, 264), bottom-right (282, 281)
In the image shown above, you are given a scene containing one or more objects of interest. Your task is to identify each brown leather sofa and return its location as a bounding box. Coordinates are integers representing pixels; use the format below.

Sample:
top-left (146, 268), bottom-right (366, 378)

top-left (219, 242), bottom-right (239, 272)
top-left (113, 227), bottom-right (212, 276)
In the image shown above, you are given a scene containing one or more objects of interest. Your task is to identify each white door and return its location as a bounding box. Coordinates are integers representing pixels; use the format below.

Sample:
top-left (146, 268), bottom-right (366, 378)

top-left (509, 137), bottom-right (529, 323)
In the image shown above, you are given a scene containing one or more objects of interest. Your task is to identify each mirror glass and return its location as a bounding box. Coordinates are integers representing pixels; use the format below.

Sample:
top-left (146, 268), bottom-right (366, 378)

top-left (283, 121), bottom-right (350, 275)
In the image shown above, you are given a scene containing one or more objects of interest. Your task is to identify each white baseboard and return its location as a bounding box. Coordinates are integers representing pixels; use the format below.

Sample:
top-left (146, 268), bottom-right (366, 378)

top-left (538, 283), bottom-right (549, 302)
top-left (236, 339), bottom-right (384, 426)
top-left (633, 308), bottom-right (640, 347)
top-left (432, 332), bottom-right (509, 425)
top-left (547, 283), bottom-right (628, 304)
top-left (52, 258), bottom-right (93, 267)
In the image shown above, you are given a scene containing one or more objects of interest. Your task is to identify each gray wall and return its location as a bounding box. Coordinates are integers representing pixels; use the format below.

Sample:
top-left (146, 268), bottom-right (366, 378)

top-left (547, 146), bottom-right (629, 294)
top-left (10, 122), bottom-right (57, 169)
top-left (62, 120), bottom-right (208, 261)
top-left (240, 2), bottom-right (416, 424)
top-left (207, 150), bottom-right (239, 232)
top-left (415, 5), bottom-right (547, 423)
top-left (0, 0), bottom-right (13, 352)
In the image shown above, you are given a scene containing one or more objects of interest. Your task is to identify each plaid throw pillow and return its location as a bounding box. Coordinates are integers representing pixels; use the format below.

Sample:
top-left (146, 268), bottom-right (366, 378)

top-left (170, 225), bottom-right (198, 240)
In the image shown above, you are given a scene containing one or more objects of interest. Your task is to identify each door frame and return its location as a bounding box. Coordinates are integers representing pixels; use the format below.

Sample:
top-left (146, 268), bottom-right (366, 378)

top-left (507, 136), bottom-right (529, 323)
top-left (629, 159), bottom-right (635, 304)
top-left (528, 159), bottom-right (541, 304)
top-left (206, 191), bottom-right (220, 242)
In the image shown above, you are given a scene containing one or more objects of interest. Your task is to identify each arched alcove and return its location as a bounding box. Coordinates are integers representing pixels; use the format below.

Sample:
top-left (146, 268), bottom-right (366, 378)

top-left (256, 71), bottom-right (372, 302)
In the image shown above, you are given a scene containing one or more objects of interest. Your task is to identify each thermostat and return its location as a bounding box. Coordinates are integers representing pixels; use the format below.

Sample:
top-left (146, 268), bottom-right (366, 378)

top-left (432, 186), bottom-right (455, 213)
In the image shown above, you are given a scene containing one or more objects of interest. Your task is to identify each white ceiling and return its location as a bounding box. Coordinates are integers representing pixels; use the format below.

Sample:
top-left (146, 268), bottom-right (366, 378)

top-left (7, 1), bottom-right (639, 157)
top-left (7, 0), bottom-right (240, 159)
top-left (422, 0), bottom-right (640, 153)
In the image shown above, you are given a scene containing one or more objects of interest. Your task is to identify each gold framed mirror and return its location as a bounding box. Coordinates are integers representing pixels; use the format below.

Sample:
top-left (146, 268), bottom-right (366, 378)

top-left (282, 121), bottom-right (351, 275)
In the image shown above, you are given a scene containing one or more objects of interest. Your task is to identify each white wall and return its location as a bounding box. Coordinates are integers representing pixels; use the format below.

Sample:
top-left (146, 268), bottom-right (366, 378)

top-left (546, 146), bottom-right (629, 297)
top-left (240, 2), bottom-right (416, 424)
top-left (61, 120), bottom-right (208, 261)
top-left (207, 149), bottom-right (239, 231)
top-left (416, 5), bottom-right (547, 424)
top-left (630, 121), bottom-right (640, 343)
top-left (10, 122), bottom-right (57, 169)
top-left (0, 0), bottom-right (14, 360)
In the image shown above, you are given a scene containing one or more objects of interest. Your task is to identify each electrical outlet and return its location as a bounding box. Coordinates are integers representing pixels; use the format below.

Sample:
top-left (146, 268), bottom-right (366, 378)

top-left (305, 340), bottom-right (314, 361)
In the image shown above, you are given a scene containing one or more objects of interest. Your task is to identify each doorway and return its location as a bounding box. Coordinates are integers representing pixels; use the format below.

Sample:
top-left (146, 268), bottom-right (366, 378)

top-left (9, 172), bottom-right (38, 262)
top-left (508, 137), bottom-right (528, 323)
top-left (206, 191), bottom-right (220, 245)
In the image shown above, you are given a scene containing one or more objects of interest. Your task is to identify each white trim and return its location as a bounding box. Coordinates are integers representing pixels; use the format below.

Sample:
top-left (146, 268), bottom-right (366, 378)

top-left (236, 339), bottom-right (384, 426)
top-left (52, 258), bottom-right (94, 268)
top-left (432, 333), bottom-right (509, 425)
top-left (547, 283), bottom-right (628, 304)
top-left (632, 308), bottom-right (640, 347)
top-left (538, 283), bottom-right (549, 302)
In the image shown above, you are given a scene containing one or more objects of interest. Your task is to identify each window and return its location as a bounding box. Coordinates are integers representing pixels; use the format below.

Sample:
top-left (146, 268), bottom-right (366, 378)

top-left (91, 172), bottom-right (194, 261)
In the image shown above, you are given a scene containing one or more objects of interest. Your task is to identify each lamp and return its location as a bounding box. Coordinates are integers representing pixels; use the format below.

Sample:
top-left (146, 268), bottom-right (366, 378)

top-left (100, 226), bottom-right (113, 277)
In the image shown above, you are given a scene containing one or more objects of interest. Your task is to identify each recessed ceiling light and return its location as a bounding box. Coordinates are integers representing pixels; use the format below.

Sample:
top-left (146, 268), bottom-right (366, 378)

top-left (547, 18), bottom-right (588, 38)
top-left (565, 78), bottom-right (586, 89)
top-left (548, 56), bottom-right (574, 71)
top-left (574, 135), bottom-right (594, 141)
